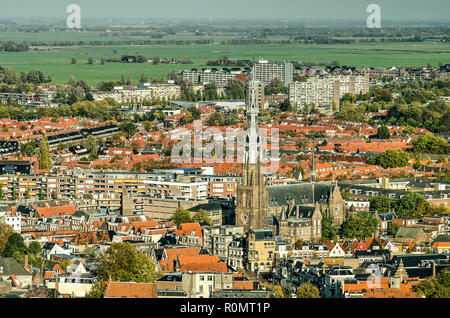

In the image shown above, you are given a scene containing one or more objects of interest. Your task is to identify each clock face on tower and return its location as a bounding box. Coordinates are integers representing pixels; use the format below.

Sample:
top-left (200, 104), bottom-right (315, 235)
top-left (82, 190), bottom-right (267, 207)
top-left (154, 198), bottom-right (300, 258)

top-left (241, 213), bottom-right (249, 224)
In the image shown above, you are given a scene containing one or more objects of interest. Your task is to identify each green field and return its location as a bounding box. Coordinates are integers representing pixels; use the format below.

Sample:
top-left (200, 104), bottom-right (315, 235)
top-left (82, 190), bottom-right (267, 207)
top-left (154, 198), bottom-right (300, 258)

top-left (0, 40), bottom-right (449, 85)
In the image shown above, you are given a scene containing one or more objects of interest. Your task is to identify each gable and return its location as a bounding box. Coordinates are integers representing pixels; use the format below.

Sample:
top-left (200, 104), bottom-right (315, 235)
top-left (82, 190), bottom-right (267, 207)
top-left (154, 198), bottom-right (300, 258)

top-left (355, 240), bottom-right (367, 251)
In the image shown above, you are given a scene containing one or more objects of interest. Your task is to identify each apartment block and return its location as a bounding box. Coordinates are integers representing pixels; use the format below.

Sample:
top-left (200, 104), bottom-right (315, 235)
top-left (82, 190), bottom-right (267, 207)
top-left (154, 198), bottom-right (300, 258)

top-left (289, 74), bottom-right (369, 112)
top-left (203, 225), bottom-right (244, 260)
top-left (252, 60), bottom-right (293, 86)
top-left (182, 271), bottom-right (233, 298)
top-left (182, 69), bottom-right (245, 88)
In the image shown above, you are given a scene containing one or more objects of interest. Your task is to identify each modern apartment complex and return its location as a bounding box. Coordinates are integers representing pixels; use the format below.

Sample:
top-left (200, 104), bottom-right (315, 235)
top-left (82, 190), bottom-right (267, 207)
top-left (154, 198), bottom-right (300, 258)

top-left (289, 74), bottom-right (369, 112)
top-left (0, 170), bottom-right (208, 210)
top-left (252, 60), bottom-right (293, 86)
top-left (182, 68), bottom-right (247, 88)
top-left (93, 83), bottom-right (181, 103)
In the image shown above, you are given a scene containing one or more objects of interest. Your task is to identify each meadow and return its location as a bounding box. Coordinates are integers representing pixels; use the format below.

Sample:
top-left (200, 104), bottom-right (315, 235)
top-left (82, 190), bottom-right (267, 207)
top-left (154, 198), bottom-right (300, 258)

top-left (0, 34), bottom-right (448, 85)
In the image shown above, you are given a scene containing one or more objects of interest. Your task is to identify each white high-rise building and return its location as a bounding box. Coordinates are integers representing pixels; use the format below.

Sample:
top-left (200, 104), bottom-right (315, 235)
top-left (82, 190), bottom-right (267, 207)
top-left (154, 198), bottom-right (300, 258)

top-left (289, 74), bottom-right (369, 112)
top-left (252, 60), bottom-right (293, 86)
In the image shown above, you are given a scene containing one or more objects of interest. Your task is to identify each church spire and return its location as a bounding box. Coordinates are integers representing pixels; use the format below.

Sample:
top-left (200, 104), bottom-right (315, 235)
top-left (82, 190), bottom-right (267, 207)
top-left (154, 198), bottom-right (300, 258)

top-left (245, 80), bottom-right (263, 165)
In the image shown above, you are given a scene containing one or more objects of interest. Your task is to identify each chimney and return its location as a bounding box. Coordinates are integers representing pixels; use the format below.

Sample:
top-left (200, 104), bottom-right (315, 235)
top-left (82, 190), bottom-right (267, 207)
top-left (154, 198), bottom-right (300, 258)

top-left (55, 274), bottom-right (59, 292)
top-left (432, 261), bottom-right (436, 277)
top-left (24, 255), bottom-right (28, 267)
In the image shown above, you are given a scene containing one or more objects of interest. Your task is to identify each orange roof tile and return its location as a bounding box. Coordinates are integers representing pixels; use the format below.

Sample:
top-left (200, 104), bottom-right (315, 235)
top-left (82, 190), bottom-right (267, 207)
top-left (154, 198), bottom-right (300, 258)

top-left (34, 205), bottom-right (77, 218)
top-left (178, 262), bottom-right (228, 273)
top-left (104, 282), bottom-right (157, 298)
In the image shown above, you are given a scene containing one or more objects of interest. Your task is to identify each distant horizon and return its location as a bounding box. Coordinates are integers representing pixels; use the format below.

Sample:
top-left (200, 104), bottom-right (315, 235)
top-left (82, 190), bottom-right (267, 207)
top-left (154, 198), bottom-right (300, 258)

top-left (0, 0), bottom-right (449, 22)
top-left (0, 16), bottom-right (448, 28)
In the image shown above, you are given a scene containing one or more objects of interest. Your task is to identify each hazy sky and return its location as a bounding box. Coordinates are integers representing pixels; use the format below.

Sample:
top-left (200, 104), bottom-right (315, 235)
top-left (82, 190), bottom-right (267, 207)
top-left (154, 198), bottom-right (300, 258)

top-left (1, 0), bottom-right (449, 21)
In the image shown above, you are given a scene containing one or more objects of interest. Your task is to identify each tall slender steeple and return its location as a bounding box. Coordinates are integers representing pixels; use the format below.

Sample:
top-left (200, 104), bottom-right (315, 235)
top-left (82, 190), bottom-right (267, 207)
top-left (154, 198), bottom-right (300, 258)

top-left (236, 80), bottom-right (269, 231)
top-left (245, 80), bottom-right (263, 165)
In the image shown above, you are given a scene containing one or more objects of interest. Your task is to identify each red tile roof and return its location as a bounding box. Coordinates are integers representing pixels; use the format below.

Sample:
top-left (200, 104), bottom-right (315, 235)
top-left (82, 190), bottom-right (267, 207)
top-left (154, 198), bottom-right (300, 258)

top-left (104, 282), bottom-right (157, 298)
top-left (34, 205), bottom-right (77, 218)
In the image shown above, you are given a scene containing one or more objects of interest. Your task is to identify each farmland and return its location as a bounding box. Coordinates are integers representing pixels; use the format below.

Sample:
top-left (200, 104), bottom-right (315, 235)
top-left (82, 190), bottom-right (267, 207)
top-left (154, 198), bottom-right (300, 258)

top-left (0, 30), bottom-right (449, 85)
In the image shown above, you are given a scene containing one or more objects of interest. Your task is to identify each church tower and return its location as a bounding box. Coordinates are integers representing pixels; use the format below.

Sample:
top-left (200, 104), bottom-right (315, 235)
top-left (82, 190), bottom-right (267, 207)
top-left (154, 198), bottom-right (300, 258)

top-left (235, 80), bottom-right (269, 231)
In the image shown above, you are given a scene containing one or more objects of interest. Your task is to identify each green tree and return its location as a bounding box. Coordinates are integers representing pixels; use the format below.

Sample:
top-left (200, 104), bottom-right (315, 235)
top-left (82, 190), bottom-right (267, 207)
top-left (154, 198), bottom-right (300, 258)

top-left (142, 121), bottom-right (153, 131)
top-left (296, 282), bottom-right (320, 298)
top-left (341, 213), bottom-right (379, 240)
top-left (96, 242), bottom-right (162, 283)
top-left (225, 79), bottom-right (245, 99)
top-left (321, 214), bottom-right (337, 240)
top-left (11, 184), bottom-right (18, 201)
top-left (139, 73), bottom-right (148, 84)
top-left (412, 135), bottom-right (449, 155)
top-left (82, 135), bottom-right (98, 158)
top-left (203, 82), bottom-right (218, 100)
top-left (39, 187), bottom-right (45, 200)
top-left (38, 136), bottom-right (51, 170)
top-left (183, 111), bottom-right (193, 124)
top-left (370, 196), bottom-right (394, 214)
top-left (387, 222), bottom-right (400, 236)
top-left (415, 268), bottom-right (450, 298)
top-left (119, 121), bottom-right (137, 138)
top-left (374, 149), bottom-right (409, 168)
top-left (395, 192), bottom-right (429, 217)
top-left (377, 125), bottom-right (391, 139)
top-left (2, 233), bottom-right (27, 257)
top-left (85, 281), bottom-right (108, 298)
top-left (403, 126), bottom-right (415, 135)
top-left (171, 208), bottom-right (192, 226)
top-left (340, 93), bottom-right (357, 104)
top-left (272, 285), bottom-right (284, 298)
top-left (0, 222), bottom-right (14, 254)
top-left (192, 209), bottom-right (213, 225)
top-left (27, 241), bottom-right (42, 255)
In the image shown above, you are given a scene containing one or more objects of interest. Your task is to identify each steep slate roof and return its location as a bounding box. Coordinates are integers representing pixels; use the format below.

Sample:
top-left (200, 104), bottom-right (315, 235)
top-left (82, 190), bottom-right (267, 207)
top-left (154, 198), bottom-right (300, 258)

top-left (268, 182), bottom-right (337, 207)
top-left (248, 228), bottom-right (274, 240)
top-left (297, 205), bottom-right (317, 218)
top-left (432, 235), bottom-right (450, 243)
top-left (0, 258), bottom-right (31, 276)
top-left (395, 227), bottom-right (424, 239)
top-left (390, 254), bottom-right (447, 268)
top-left (188, 202), bottom-right (222, 212)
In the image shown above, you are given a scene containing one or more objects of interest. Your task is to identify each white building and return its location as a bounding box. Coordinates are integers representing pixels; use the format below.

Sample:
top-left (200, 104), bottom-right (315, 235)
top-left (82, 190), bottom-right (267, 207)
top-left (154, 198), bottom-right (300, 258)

top-left (289, 74), bottom-right (369, 112)
top-left (0, 211), bottom-right (21, 232)
top-left (252, 60), bottom-right (293, 86)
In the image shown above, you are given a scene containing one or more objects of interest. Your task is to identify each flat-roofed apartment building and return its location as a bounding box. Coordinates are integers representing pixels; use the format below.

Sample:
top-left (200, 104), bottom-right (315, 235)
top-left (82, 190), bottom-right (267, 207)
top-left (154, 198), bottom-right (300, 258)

top-left (121, 191), bottom-right (209, 219)
top-left (93, 83), bottom-right (181, 103)
top-left (252, 60), bottom-right (293, 86)
top-left (199, 175), bottom-right (238, 199)
top-left (289, 74), bottom-right (369, 112)
top-left (0, 170), bottom-right (208, 212)
top-left (182, 68), bottom-right (246, 88)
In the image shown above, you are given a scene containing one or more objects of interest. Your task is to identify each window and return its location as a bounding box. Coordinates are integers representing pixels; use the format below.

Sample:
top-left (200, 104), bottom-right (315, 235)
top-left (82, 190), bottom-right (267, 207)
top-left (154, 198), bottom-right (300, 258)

top-left (199, 285), bottom-right (203, 292)
top-left (207, 275), bottom-right (213, 281)
top-left (199, 275), bottom-right (204, 281)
